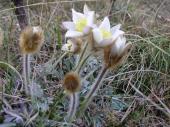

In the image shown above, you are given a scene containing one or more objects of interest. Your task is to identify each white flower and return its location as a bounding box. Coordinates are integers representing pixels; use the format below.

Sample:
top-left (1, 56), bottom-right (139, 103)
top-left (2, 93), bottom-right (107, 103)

top-left (92, 17), bottom-right (124, 47)
top-left (63, 4), bottom-right (95, 38)
top-left (111, 35), bottom-right (127, 55)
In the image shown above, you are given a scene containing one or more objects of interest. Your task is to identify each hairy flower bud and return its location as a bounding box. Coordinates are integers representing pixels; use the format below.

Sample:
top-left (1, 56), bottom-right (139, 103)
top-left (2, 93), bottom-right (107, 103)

top-left (63, 72), bottom-right (81, 93)
top-left (62, 38), bottom-right (82, 54)
top-left (19, 26), bottom-right (44, 54)
top-left (104, 36), bottom-right (132, 69)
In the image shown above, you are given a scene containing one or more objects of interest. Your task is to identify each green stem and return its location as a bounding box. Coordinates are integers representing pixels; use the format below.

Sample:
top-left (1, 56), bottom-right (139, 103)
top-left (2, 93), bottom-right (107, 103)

top-left (77, 65), bottom-right (108, 116)
top-left (23, 54), bottom-right (30, 95)
top-left (66, 93), bottom-right (79, 122)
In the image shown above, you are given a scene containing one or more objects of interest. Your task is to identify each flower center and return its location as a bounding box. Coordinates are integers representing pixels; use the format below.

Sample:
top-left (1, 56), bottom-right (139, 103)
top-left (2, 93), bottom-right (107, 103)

top-left (75, 18), bottom-right (88, 32)
top-left (100, 29), bottom-right (112, 39)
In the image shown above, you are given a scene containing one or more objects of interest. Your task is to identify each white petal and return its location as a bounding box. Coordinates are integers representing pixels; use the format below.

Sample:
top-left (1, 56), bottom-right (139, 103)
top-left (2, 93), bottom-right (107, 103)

top-left (113, 36), bottom-right (126, 54)
top-left (61, 44), bottom-right (69, 51)
top-left (62, 21), bottom-right (75, 30)
top-left (111, 24), bottom-right (121, 34)
top-left (92, 28), bottom-right (103, 44)
top-left (112, 29), bottom-right (124, 41)
top-left (120, 35), bottom-right (126, 49)
top-left (83, 26), bottom-right (91, 35)
top-left (72, 9), bottom-right (85, 23)
top-left (99, 17), bottom-right (110, 31)
top-left (115, 37), bottom-right (123, 50)
top-left (33, 26), bottom-right (41, 33)
top-left (83, 4), bottom-right (90, 15)
top-left (97, 39), bottom-right (113, 47)
top-left (87, 11), bottom-right (95, 26)
top-left (65, 30), bottom-right (83, 38)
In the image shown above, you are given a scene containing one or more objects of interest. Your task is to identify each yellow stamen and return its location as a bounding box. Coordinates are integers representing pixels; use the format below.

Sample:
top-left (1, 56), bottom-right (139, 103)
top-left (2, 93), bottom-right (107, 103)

top-left (75, 18), bottom-right (87, 32)
top-left (100, 29), bottom-right (112, 39)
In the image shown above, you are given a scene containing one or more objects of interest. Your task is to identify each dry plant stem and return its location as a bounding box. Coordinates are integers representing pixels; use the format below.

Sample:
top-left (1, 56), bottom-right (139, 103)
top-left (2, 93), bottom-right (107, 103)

top-left (66, 93), bottom-right (79, 122)
top-left (79, 65), bottom-right (108, 114)
top-left (23, 54), bottom-right (30, 95)
top-left (11, 0), bottom-right (28, 30)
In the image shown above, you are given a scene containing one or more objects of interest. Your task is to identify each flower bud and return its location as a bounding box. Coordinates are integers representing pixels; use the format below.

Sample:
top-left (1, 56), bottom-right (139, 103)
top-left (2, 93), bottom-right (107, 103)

top-left (19, 26), bottom-right (44, 54)
top-left (104, 36), bottom-right (132, 69)
top-left (62, 38), bottom-right (82, 54)
top-left (63, 72), bottom-right (81, 94)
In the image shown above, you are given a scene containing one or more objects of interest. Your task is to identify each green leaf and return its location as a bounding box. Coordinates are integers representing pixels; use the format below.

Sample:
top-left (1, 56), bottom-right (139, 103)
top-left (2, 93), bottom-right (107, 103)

top-left (111, 96), bottom-right (128, 111)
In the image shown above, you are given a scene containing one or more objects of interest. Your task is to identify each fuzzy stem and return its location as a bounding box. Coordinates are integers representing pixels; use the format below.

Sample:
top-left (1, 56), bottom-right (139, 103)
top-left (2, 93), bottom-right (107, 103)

top-left (66, 93), bottom-right (79, 122)
top-left (77, 65), bottom-right (108, 116)
top-left (23, 54), bottom-right (30, 95)
top-left (74, 41), bottom-right (88, 71)
top-left (75, 53), bottom-right (91, 74)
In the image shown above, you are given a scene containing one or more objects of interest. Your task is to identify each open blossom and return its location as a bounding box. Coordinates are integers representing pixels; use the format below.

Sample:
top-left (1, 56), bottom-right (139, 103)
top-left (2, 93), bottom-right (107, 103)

top-left (62, 4), bottom-right (95, 38)
top-left (92, 17), bottom-right (124, 47)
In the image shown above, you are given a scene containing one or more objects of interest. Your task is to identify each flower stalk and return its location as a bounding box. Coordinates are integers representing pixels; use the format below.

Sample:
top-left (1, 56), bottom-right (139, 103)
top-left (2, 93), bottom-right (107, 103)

top-left (75, 52), bottom-right (91, 74)
top-left (19, 26), bottom-right (44, 95)
top-left (74, 41), bottom-right (88, 72)
top-left (66, 93), bottom-right (79, 122)
top-left (77, 65), bottom-right (108, 116)
top-left (23, 54), bottom-right (30, 95)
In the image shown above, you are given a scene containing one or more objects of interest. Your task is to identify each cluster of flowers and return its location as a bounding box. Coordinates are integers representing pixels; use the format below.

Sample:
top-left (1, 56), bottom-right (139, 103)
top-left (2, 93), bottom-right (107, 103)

top-left (17, 4), bottom-right (132, 123)
top-left (62, 4), bottom-right (131, 67)
top-left (61, 4), bottom-right (132, 122)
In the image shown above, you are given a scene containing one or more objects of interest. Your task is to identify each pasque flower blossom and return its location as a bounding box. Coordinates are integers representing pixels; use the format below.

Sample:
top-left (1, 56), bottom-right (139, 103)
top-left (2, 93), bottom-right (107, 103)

top-left (63, 4), bottom-right (95, 38)
top-left (92, 17), bottom-right (124, 47)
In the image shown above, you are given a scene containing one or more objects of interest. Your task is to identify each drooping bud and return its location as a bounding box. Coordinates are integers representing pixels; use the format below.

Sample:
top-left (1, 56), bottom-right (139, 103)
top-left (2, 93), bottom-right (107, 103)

top-left (104, 35), bottom-right (132, 69)
top-left (63, 72), bottom-right (81, 93)
top-left (19, 26), bottom-right (44, 54)
top-left (62, 38), bottom-right (82, 54)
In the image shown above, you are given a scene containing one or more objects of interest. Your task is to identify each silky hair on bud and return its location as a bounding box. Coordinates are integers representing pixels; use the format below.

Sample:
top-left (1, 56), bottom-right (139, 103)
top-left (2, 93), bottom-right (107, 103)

top-left (62, 38), bottom-right (82, 54)
top-left (63, 72), bottom-right (81, 94)
top-left (70, 38), bottom-right (82, 54)
top-left (19, 26), bottom-right (44, 54)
